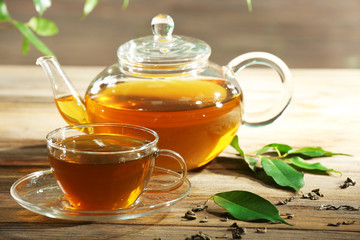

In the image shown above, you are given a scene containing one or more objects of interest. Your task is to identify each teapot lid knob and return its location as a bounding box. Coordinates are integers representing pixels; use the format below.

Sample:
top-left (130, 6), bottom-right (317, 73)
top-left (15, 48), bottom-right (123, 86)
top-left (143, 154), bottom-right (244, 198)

top-left (117, 13), bottom-right (211, 70)
top-left (151, 14), bottom-right (174, 41)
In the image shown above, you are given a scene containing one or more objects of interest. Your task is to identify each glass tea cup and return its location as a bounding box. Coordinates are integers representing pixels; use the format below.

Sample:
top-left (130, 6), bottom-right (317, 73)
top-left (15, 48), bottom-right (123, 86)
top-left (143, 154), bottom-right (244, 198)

top-left (46, 123), bottom-right (187, 211)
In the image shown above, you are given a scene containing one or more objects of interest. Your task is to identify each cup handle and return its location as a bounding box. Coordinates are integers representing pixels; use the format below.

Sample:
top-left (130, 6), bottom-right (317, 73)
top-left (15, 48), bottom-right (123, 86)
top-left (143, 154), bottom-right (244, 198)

top-left (145, 149), bottom-right (187, 193)
top-left (226, 52), bottom-right (293, 126)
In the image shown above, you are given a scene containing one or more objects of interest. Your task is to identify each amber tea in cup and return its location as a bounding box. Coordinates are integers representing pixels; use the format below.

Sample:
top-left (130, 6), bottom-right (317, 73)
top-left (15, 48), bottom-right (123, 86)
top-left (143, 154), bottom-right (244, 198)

top-left (46, 123), bottom-right (187, 211)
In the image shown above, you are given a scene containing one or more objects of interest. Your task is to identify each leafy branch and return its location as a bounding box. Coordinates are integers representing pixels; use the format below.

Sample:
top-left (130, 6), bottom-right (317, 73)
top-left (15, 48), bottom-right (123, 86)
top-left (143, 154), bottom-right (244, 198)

top-left (0, 0), bottom-right (129, 56)
top-left (208, 136), bottom-right (351, 225)
top-left (1, 0), bottom-right (252, 57)
top-left (230, 135), bottom-right (350, 190)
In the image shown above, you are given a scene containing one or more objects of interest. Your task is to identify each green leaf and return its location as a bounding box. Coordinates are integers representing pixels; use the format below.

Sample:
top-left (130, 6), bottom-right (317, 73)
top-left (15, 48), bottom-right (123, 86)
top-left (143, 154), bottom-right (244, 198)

top-left (22, 37), bottom-right (30, 55)
top-left (230, 135), bottom-right (245, 158)
top-left (33, 0), bottom-right (52, 16)
top-left (287, 147), bottom-right (351, 158)
top-left (245, 156), bottom-right (258, 172)
top-left (28, 17), bottom-right (58, 36)
top-left (82, 0), bottom-right (98, 19)
top-left (11, 20), bottom-right (55, 56)
top-left (246, 0), bottom-right (252, 12)
top-left (0, 0), bottom-right (11, 20)
top-left (256, 143), bottom-right (293, 156)
top-left (261, 157), bottom-right (304, 190)
top-left (289, 156), bottom-right (341, 175)
top-left (122, 0), bottom-right (129, 10)
top-left (230, 135), bottom-right (257, 172)
top-left (213, 190), bottom-right (290, 225)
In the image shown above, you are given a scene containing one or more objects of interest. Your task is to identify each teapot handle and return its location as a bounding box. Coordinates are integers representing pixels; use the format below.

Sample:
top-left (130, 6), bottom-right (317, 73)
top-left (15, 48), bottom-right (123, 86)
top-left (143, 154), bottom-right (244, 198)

top-left (227, 52), bottom-right (292, 126)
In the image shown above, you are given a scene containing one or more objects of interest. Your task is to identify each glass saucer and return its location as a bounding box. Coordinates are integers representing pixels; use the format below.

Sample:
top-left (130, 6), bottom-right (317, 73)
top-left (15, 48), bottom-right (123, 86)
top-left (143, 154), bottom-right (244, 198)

top-left (10, 168), bottom-right (191, 221)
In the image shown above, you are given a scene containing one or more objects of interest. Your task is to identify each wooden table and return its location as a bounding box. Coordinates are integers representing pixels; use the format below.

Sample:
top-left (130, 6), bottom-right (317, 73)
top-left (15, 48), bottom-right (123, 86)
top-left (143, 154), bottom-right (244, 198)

top-left (0, 66), bottom-right (359, 239)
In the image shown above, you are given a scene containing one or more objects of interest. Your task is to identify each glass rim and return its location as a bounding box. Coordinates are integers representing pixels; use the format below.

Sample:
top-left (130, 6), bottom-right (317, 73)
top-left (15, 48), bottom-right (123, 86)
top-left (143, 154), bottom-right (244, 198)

top-left (46, 123), bottom-right (159, 155)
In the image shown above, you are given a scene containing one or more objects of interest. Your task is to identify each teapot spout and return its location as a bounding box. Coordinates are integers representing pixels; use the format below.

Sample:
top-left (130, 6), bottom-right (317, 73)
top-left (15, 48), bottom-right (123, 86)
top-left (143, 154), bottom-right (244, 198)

top-left (36, 56), bottom-right (89, 125)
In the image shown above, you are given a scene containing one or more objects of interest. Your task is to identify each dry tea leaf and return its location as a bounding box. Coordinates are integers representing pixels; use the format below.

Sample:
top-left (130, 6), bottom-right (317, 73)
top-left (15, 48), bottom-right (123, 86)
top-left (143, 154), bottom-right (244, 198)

top-left (192, 204), bottom-right (208, 212)
top-left (311, 189), bottom-right (324, 197)
top-left (320, 204), bottom-right (359, 211)
top-left (282, 213), bottom-right (294, 219)
top-left (276, 194), bottom-right (298, 205)
top-left (327, 222), bottom-right (341, 227)
top-left (302, 189), bottom-right (324, 200)
top-left (340, 177), bottom-right (356, 189)
top-left (328, 220), bottom-right (356, 226)
top-left (303, 192), bottom-right (320, 200)
top-left (256, 227), bottom-right (267, 233)
top-left (229, 223), bottom-right (246, 239)
top-left (184, 210), bottom-right (197, 220)
top-left (185, 232), bottom-right (212, 240)
top-left (342, 220), bottom-right (355, 225)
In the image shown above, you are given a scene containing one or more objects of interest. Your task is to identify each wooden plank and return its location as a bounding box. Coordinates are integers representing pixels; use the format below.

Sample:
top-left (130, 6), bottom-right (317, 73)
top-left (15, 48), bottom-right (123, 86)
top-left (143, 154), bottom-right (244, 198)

top-left (1, 222), bottom-right (360, 240)
top-left (0, 67), bottom-right (359, 239)
top-left (2, 160), bottom-right (360, 230)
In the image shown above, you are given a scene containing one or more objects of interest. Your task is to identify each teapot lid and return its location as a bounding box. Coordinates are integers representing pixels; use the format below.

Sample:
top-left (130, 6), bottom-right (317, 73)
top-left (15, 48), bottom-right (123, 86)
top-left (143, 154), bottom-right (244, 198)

top-left (117, 14), bottom-right (211, 72)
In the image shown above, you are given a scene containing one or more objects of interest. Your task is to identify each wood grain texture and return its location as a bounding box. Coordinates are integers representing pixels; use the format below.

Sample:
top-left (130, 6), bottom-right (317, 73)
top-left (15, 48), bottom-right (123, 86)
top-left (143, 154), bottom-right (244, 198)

top-left (0, 66), bottom-right (359, 239)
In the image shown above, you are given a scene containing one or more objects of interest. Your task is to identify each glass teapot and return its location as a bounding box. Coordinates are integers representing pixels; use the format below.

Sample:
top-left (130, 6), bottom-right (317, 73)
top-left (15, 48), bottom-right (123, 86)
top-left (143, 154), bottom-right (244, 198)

top-left (37, 14), bottom-right (292, 170)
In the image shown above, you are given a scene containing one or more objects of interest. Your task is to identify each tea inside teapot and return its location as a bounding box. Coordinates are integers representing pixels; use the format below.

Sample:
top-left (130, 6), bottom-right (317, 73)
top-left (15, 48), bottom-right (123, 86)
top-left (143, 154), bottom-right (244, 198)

top-left (85, 78), bottom-right (243, 170)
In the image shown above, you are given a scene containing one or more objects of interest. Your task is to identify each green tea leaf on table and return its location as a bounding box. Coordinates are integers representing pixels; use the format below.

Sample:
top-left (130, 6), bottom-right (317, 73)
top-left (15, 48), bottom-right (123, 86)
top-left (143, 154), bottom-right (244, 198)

top-left (230, 136), bottom-right (257, 171)
top-left (28, 17), bottom-right (58, 36)
top-left (245, 156), bottom-right (258, 172)
top-left (82, 0), bottom-right (98, 19)
top-left (11, 20), bottom-right (55, 56)
top-left (256, 143), bottom-right (293, 156)
top-left (230, 136), bottom-right (245, 158)
top-left (33, 0), bottom-right (52, 16)
top-left (289, 156), bottom-right (341, 174)
top-left (287, 147), bottom-right (351, 158)
top-left (0, 0), bottom-right (11, 20)
top-left (213, 190), bottom-right (290, 225)
top-left (261, 157), bottom-right (304, 190)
